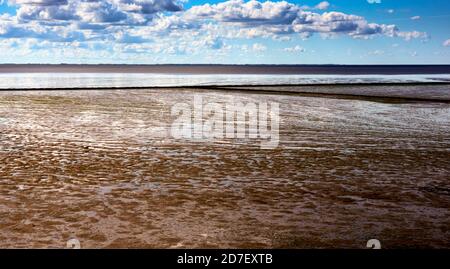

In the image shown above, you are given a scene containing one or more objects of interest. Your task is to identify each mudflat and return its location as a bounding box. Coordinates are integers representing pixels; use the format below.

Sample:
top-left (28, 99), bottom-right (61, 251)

top-left (0, 88), bottom-right (449, 248)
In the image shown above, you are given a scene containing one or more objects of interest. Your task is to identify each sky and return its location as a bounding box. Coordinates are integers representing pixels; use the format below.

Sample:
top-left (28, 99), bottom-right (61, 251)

top-left (0, 0), bottom-right (449, 64)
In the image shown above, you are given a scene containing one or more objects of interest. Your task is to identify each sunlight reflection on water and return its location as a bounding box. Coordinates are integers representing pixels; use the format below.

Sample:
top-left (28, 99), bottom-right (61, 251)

top-left (0, 73), bottom-right (449, 89)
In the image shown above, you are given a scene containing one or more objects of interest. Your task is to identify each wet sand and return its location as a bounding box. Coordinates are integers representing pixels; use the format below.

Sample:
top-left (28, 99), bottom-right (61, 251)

top-left (0, 87), bottom-right (449, 248)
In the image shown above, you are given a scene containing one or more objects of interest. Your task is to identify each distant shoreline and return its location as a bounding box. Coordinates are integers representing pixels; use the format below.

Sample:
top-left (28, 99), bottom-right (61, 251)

top-left (1, 64), bottom-right (450, 75)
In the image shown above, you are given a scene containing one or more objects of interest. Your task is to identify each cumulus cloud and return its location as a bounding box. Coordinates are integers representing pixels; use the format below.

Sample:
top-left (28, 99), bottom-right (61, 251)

top-left (181, 1), bottom-right (426, 41)
top-left (2, 0), bottom-right (428, 41)
top-left (315, 1), bottom-right (330, 10)
top-left (16, 3), bottom-right (79, 22)
top-left (114, 0), bottom-right (182, 14)
top-left (11, 0), bottom-right (182, 24)
top-left (10, 0), bottom-right (68, 5)
top-left (411, 16), bottom-right (421, 20)
top-left (302, 1), bottom-right (330, 10)
top-left (0, 0), bottom-right (430, 59)
top-left (186, 0), bottom-right (301, 25)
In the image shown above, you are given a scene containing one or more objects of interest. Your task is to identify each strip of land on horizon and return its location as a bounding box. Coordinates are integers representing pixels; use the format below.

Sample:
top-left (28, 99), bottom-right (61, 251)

top-left (1, 64), bottom-right (450, 75)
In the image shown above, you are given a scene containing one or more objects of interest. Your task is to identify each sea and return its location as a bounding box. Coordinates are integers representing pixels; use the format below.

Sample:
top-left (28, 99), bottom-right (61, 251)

top-left (0, 73), bottom-right (449, 89)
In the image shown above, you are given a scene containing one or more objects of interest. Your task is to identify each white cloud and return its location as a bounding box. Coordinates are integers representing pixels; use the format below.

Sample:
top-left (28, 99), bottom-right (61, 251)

top-left (183, 1), bottom-right (427, 41)
top-left (0, 0), bottom-right (430, 59)
top-left (239, 43), bottom-right (267, 53)
top-left (2, 0), bottom-right (428, 42)
top-left (396, 31), bottom-right (428, 41)
top-left (411, 16), bottom-right (421, 20)
top-left (368, 50), bottom-right (384, 55)
top-left (186, 0), bottom-right (301, 25)
top-left (315, 1), bottom-right (330, 10)
top-left (11, 0), bottom-right (182, 25)
top-left (252, 43), bottom-right (266, 52)
top-left (10, 0), bottom-right (68, 5)
top-left (302, 1), bottom-right (330, 10)
top-left (443, 39), bottom-right (450, 47)
top-left (283, 45), bottom-right (305, 52)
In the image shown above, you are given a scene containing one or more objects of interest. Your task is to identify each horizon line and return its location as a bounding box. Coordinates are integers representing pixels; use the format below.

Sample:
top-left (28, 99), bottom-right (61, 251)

top-left (1, 64), bottom-right (450, 66)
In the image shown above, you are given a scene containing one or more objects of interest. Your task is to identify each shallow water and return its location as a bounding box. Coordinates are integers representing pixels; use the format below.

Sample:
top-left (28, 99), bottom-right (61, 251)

top-left (0, 73), bottom-right (450, 89)
top-left (0, 88), bottom-right (449, 248)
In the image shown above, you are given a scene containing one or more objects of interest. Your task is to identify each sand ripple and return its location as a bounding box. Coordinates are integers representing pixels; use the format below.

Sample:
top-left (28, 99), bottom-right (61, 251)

top-left (0, 88), bottom-right (449, 248)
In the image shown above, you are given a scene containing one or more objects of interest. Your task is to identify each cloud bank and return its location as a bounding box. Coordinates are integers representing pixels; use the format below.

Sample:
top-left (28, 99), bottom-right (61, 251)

top-left (0, 0), bottom-right (430, 62)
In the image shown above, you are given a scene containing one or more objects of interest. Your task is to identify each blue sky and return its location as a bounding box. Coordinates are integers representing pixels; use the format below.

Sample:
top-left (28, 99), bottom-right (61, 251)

top-left (0, 0), bottom-right (449, 64)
